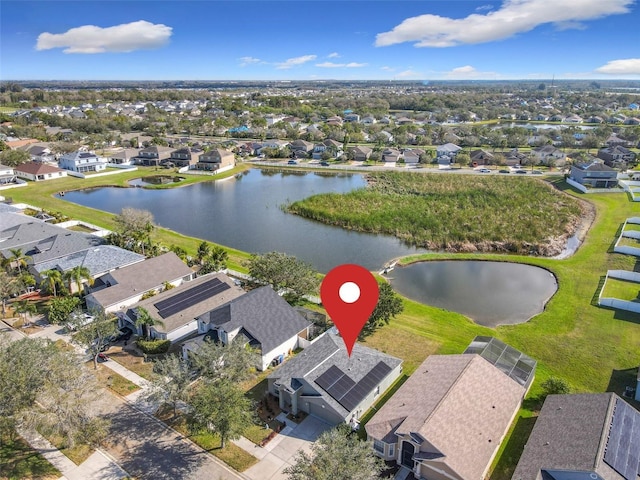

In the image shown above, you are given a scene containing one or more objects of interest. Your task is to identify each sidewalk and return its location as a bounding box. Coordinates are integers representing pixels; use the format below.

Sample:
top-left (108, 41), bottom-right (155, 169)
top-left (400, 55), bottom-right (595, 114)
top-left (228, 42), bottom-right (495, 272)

top-left (18, 427), bottom-right (129, 480)
top-left (101, 356), bottom-right (149, 388)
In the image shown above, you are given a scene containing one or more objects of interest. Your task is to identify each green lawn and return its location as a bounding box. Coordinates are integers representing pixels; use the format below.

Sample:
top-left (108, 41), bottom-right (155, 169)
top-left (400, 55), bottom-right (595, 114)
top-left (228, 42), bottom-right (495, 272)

top-left (601, 278), bottom-right (640, 302)
top-left (0, 433), bottom-right (61, 480)
top-left (617, 236), bottom-right (640, 248)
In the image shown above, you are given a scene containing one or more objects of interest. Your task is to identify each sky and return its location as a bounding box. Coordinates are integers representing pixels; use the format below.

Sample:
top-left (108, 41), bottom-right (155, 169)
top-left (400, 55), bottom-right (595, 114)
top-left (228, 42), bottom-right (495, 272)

top-left (1, 0), bottom-right (640, 81)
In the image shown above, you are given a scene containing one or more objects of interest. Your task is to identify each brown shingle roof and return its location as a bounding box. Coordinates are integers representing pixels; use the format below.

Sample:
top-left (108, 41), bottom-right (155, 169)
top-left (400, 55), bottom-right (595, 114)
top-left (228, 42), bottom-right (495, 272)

top-left (366, 354), bottom-right (525, 480)
top-left (14, 162), bottom-right (64, 175)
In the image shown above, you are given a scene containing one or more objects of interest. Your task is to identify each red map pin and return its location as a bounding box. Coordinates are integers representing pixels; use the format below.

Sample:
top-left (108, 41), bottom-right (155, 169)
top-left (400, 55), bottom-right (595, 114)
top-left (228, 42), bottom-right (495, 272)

top-left (321, 264), bottom-right (379, 357)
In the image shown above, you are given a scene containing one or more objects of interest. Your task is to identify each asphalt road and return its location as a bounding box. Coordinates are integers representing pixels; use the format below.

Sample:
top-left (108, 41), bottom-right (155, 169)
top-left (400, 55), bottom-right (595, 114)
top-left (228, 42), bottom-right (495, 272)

top-left (97, 393), bottom-right (244, 480)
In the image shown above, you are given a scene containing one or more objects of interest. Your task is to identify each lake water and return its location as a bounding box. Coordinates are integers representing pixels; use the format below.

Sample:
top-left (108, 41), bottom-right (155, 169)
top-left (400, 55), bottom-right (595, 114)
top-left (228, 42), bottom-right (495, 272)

top-left (62, 169), bottom-right (424, 273)
top-left (388, 260), bottom-right (558, 327)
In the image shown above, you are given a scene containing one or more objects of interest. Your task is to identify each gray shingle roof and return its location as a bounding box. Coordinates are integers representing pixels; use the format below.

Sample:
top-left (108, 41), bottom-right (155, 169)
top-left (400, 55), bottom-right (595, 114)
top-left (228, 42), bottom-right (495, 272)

top-left (198, 286), bottom-right (311, 354)
top-left (268, 330), bottom-right (402, 417)
top-left (129, 272), bottom-right (244, 334)
top-left (511, 393), bottom-right (637, 480)
top-left (34, 245), bottom-right (144, 277)
top-left (85, 252), bottom-right (193, 309)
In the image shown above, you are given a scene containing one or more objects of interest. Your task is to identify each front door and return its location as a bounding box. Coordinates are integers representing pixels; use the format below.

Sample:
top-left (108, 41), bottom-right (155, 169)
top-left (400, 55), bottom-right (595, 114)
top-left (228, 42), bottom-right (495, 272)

top-left (401, 441), bottom-right (415, 469)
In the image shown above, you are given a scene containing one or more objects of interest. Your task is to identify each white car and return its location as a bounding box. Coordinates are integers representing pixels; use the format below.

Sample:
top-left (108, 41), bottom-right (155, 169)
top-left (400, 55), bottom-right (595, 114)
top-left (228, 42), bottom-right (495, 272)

top-left (478, 168), bottom-right (491, 173)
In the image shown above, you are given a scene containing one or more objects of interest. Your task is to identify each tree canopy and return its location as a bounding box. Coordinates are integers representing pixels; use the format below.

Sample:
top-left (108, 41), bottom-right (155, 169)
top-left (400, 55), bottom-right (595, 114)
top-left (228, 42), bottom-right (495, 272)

top-left (361, 282), bottom-right (404, 338)
top-left (284, 425), bottom-right (383, 480)
top-left (247, 251), bottom-right (320, 302)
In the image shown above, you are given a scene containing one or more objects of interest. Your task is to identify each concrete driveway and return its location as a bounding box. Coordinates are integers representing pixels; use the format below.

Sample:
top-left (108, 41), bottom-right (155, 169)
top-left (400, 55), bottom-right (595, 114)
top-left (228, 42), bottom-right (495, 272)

top-left (243, 415), bottom-right (331, 480)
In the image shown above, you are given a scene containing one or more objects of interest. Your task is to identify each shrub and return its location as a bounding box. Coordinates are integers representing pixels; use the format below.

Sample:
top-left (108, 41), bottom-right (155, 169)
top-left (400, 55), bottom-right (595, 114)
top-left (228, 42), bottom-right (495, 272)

top-left (137, 339), bottom-right (170, 354)
top-left (541, 376), bottom-right (571, 396)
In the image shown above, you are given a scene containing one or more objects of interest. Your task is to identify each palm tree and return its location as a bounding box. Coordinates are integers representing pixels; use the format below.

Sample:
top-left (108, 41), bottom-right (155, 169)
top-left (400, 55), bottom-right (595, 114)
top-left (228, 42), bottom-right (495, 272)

top-left (14, 299), bottom-right (37, 326)
top-left (0, 271), bottom-right (23, 317)
top-left (40, 269), bottom-right (63, 297)
top-left (63, 265), bottom-right (94, 294)
top-left (8, 248), bottom-right (31, 275)
top-left (134, 307), bottom-right (165, 339)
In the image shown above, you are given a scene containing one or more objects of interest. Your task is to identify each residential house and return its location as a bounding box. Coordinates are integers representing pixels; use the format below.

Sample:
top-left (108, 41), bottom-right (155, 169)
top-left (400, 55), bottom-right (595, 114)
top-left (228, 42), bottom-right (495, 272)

top-left (134, 146), bottom-right (173, 166)
top-left (167, 147), bottom-right (201, 168)
top-left (531, 145), bottom-right (566, 166)
top-left (289, 139), bottom-right (315, 157)
top-left (436, 143), bottom-right (461, 167)
top-left (605, 134), bottom-right (631, 147)
top-left (0, 164), bottom-right (16, 185)
top-left (564, 114), bottom-right (583, 123)
top-left (570, 161), bottom-right (618, 188)
top-left (185, 286), bottom-right (312, 371)
top-left (624, 117), bottom-right (640, 125)
top-left (120, 273), bottom-right (244, 342)
top-left (381, 148), bottom-right (401, 163)
top-left (360, 116), bottom-right (377, 125)
top-left (312, 139), bottom-right (343, 160)
top-left (33, 245), bottom-right (144, 294)
top-left (267, 329), bottom-right (402, 426)
top-left (344, 113), bottom-right (360, 123)
top-left (20, 144), bottom-right (56, 163)
top-left (512, 393), bottom-right (640, 480)
top-left (597, 146), bottom-right (637, 168)
top-left (470, 149), bottom-right (495, 166)
top-left (350, 145), bottom-right (373, 162)
top-left (403, 149), bottom-right (425, 165)
top-left (14, 162), bottom-right (67, 182)
top-left (192, 148), bottom-right (235, 173)
top-left (366, 342), bottom-right (532, 480)
top-left (59, 151), bottom-right (107, 173)
top-left (503, 149), bottom-right (528, 167)
top-left (107, 148), bottom-right (139, 166)
top-left (85, 252), bottom-right (194, 313)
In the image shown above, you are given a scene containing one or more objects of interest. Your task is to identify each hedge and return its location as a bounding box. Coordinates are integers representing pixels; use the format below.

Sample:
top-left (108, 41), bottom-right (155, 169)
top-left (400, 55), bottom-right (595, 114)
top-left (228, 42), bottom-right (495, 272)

top-left (137, 339), bottom-right (171, 354)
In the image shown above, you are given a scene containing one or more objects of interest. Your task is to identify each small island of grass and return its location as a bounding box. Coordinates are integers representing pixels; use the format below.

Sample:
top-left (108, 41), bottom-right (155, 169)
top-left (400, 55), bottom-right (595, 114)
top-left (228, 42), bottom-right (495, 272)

top-left (288, 172), bottom-right (586, 256)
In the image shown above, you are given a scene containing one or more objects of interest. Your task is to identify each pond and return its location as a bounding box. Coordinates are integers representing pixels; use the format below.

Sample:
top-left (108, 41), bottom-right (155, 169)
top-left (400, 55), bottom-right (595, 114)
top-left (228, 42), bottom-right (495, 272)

top-left (388, 260), bottom-right (558, 327)
top-left (62, 169), bottom-right (424, 273)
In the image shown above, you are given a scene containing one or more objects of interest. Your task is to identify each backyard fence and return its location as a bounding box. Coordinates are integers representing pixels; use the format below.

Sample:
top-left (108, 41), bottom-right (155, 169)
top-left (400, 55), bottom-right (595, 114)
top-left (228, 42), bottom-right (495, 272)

top-left (598, 269), bottom-right (640, 314)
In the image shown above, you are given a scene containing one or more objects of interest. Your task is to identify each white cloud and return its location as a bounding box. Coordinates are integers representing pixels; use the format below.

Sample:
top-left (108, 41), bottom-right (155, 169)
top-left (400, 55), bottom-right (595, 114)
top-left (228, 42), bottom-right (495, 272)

top-left (239, 56), bottom-right (262, 66)
top-left (276, 55), bottom-right (317, 69)
top-left (381, 66), bottom-right (395, 71)
top-left (316, 62), bottom-right (367, 68)
top-left (327, 52), bottom-right (340, 58)
top-left (595, 58), bottom-right (640, 75)
top-left (444, 65), bottom-right (498, 78)
top-left (476, 4), bottom-right (494, 11)
top-left (375, 0), bottom-right (632, 47)
top-left (395, 69), bottom-right (422, 79)
top-left (36, 20), bottom-right (172, 54)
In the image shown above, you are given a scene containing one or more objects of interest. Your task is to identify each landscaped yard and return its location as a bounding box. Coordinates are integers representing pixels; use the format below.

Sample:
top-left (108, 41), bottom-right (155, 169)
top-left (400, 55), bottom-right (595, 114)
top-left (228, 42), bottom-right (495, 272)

top-left (617, 236), bottom-right (640, 248)
top-left (88, 362), bottom-right (141, 396)
top-left (155, 410), bottom-right (258, 472)
top-left (601, 278), bottom-right (640, 302)
top-left (0, 433), bottom-right (61, 480)
top-left (38, 429), bottom-right (93, 466)
top-left (107, 346), bottom-right (154, 380)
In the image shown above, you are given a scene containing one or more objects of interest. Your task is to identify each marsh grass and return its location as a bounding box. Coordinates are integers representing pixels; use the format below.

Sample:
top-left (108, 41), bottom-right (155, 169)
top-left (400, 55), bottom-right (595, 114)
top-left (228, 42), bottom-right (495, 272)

top-left (288, 172), bottom-right (583, 255)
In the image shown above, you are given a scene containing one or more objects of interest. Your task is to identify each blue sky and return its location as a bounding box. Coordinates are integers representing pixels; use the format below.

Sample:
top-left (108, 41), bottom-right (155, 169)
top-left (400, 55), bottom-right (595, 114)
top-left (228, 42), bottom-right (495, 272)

top-left (1, 0), bottom-right (640, 80)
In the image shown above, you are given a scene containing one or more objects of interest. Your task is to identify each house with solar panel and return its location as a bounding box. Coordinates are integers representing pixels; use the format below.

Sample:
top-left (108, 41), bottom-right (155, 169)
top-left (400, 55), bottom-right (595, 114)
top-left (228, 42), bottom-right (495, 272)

top-left (184, 286), bottom-right (312, 372)
top-left (266, 329), bottom-right (402, 426)
top-left (512, 393), bottom-right (640, 480)
top-left (365, 336), bottom-right (535, 480)
top-left (120, 272), bottom-right (245, 342)
top-left (59, 151), bottom-right (107, 173)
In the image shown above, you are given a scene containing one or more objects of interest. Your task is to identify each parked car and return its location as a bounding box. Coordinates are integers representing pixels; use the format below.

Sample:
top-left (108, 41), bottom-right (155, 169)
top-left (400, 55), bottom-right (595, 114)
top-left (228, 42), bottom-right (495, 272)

top-left (287, 160), bottom-right (297, 165)
top-left (531, 170), bottom-right (543, 175)
top-left (320, 162), bottom-right (330, 166)
top-left (515, 170), bottom-right (527, 174)
top-left (112, 326), bottom-right (133, 343)
top-left (478, 168), bottom-right (491, 173)
top-left (97, 352), bottom-right (109, 362)
top-left (64, 312), bottom-right (94, 332)
top-left (498, 169), bottom-right (510, 173)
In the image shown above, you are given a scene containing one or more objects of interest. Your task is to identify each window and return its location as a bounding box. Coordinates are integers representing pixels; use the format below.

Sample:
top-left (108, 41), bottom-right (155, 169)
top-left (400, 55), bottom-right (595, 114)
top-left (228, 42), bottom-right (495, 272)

top-left (373, 439), bottom-right (385, 454)
top-left (389, 444), bottom-right (395, 457)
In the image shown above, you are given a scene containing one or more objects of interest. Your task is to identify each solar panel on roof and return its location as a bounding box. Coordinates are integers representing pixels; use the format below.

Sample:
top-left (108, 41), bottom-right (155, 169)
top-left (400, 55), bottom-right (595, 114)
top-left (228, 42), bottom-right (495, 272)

top-left (603, 397), bottom-right (640, 480)
top-left (153, 277), bottom-right (230, 319)
top-left (315, 362), bottom-right (393, 412)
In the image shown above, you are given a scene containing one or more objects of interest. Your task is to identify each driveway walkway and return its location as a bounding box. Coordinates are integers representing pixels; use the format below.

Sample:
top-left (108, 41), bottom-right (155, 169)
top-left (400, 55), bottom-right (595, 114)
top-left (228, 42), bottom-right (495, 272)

top-left (240, 414), bottom-right (331, 480)
top-left (17, 427), bottom-right (129, 480)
